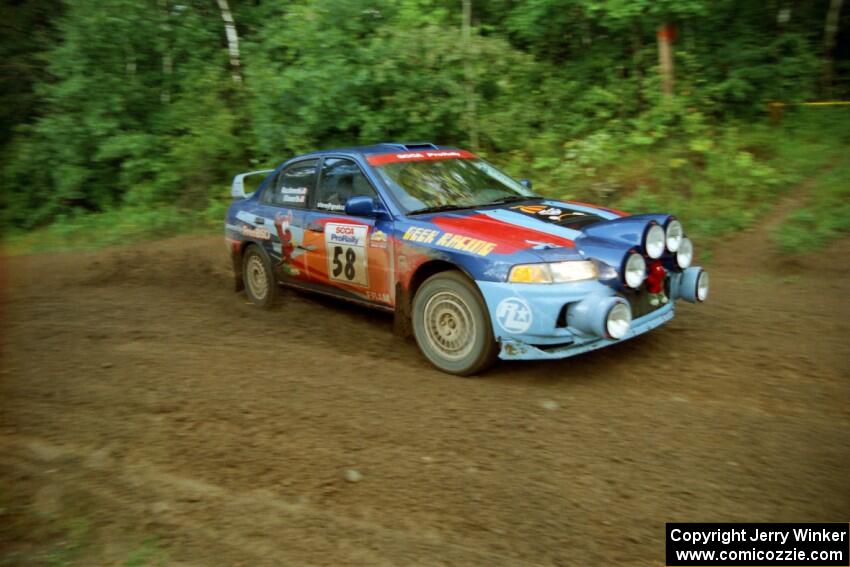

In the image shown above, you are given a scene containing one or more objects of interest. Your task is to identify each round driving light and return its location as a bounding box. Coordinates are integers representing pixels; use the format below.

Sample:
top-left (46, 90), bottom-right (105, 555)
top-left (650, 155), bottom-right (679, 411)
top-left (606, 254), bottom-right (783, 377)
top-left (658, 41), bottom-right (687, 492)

top-left (697, 270), bottom-right (709, 302)
top-left (606, 302), bottom-right (632, 339)
top-left (624, 253), bottom-right (646, 289)
top-left (676, 237), bottom-right (693, 269)
top-left (645, 224), bottom-right (665, 259)
top-left (666, 219), bottom-right (683, 252)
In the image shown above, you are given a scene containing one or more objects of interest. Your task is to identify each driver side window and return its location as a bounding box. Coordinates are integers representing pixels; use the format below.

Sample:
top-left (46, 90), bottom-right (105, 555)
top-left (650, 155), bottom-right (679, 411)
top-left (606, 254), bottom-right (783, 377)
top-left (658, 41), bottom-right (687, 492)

top-left (316, 158), bottom-right (376, 214)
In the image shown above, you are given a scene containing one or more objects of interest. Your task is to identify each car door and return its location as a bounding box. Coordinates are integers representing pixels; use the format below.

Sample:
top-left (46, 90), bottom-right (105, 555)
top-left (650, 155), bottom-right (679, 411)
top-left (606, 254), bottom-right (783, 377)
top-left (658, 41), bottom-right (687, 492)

top-left (244, 159), bottom-right (318, 284)
top-left (301, 156), bottom-right (395, 308)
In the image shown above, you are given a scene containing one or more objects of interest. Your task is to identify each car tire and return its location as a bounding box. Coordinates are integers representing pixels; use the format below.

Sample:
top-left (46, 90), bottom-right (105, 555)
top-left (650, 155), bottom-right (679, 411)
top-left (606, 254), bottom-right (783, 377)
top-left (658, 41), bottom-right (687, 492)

top-left (412, 271), bottom-right (498, 376)
top-left (242, 245), bottom-right (278, 309)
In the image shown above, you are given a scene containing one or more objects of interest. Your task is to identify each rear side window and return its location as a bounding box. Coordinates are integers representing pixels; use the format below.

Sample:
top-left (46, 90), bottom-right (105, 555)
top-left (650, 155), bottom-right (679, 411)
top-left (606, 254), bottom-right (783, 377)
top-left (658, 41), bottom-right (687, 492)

top-left (316, 158), bottom-right (377, 213)
top-left (261, 159), bottom-right (318, 207)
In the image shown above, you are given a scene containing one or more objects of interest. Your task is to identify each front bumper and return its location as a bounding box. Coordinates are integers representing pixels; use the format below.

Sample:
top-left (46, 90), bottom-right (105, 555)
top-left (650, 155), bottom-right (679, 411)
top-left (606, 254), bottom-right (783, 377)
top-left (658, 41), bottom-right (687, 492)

top-left (498, 303), bottom-right (673, 360)
top-left (476, 270), bottom-right (699, 361)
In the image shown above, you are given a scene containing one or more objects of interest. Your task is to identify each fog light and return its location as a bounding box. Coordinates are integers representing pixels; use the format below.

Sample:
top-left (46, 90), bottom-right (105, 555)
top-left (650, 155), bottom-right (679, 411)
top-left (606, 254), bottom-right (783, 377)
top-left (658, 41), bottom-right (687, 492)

top-left (697, 270), bottom-right (709, 302)
top-left (677, 267), bottom-right (706, 303)
top-left (606, 302), bottom-right (632, 339)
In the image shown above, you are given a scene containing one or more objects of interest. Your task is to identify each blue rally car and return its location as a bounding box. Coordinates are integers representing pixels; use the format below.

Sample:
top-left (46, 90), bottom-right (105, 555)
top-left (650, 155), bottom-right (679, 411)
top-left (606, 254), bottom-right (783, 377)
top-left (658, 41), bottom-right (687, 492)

top-left (225, 143), bottom-right (709, 375)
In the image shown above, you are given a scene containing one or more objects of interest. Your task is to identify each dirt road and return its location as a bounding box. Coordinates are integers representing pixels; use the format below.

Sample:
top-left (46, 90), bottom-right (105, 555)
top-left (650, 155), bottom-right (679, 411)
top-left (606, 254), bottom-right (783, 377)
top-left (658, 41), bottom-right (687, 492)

top-left (1, 215), bottom-right (848, 565)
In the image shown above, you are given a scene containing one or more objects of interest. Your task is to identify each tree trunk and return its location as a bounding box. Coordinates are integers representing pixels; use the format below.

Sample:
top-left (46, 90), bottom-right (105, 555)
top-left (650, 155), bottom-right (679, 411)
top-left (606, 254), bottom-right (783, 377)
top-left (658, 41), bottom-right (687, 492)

top-left (462, 0), bottom-right (478, 150)
top-left (216, 0), bottom-right (242, 84)
top-left (657, 24), bottom-right (675, 97)
top-left (160, 0), bottom-right (172, 104)
top-left (823, 0), bottom-right (844, 94)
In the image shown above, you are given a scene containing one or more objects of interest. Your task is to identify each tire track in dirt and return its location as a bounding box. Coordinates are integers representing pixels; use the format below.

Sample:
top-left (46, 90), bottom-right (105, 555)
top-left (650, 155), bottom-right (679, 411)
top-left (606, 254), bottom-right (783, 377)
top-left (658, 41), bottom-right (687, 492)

top-left (1, 435), bottom-right (546, 566)
top-left (1, 214), bottom-right (848, 565)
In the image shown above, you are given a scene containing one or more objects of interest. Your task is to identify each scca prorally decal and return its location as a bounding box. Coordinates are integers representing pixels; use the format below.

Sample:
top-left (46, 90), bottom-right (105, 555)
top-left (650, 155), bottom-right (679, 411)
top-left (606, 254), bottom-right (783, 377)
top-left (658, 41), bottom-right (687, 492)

top-left (328, 223), bottom-right (367, 246)
top-left (402, 226), bottom-right (496, 256)
top-left (496, 298), bottom-right (533, 334)
top-left (367, 150), bottom-right (477, 166)
top-left (325, 223), bottom-right (369, 287)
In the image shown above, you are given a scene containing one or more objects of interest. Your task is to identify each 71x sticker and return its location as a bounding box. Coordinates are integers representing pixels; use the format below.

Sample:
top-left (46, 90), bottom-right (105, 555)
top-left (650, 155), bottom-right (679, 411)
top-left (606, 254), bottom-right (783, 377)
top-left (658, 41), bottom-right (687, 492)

top-left (495, 297), bottom-right (533, 334)
top-left (325, 223), bottom-right (369, 287)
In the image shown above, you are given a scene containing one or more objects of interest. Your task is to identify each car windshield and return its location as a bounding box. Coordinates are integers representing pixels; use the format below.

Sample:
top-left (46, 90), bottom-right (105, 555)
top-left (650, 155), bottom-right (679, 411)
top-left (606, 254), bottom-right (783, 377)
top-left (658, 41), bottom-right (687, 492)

top-left (370, 154), bottom-right (537, 214)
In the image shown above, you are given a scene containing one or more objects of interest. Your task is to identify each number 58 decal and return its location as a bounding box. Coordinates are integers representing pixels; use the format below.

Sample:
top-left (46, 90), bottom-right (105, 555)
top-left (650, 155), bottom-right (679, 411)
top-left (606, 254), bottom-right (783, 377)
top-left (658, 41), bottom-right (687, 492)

top-left (325, 223), bottom-right (369, 287)
top-left (332, 246), bottom-right (357, 280)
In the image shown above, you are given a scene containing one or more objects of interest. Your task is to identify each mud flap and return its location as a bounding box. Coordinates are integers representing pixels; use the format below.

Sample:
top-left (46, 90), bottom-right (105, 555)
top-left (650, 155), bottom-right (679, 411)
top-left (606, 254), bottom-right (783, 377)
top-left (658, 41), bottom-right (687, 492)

top-left (393, 283), bottom-right (412, 338)
top-left (231, 246), bottom-right (245, 292)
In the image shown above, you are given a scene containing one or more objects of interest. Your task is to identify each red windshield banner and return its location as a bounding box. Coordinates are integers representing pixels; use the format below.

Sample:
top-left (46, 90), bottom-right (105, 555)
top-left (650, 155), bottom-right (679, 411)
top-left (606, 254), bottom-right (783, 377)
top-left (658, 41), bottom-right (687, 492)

top-left (366, 149), bottom-right (477, 166)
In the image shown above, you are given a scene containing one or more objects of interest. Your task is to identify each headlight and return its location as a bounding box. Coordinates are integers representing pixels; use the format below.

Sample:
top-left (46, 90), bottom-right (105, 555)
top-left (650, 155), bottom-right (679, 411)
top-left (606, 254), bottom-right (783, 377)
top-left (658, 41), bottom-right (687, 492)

top-left (550, 261), bottom-right (598, 282)
top-left (676, 237), bottom-right (693, 269)
top-left (666, 219), bottom-right (683, 252)
top-left (508, 261), bottom-right (598, 284)
top-left (644, 224), bottom-right (665, 259)
top-left (623, 253), bottom-right (646, 288)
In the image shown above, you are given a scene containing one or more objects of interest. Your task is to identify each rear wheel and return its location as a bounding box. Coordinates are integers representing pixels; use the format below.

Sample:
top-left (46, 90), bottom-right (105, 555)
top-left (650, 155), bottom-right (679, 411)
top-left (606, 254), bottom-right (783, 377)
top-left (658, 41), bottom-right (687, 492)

top-left (412, 271), bottom-right (497, 376)
top-left (242, 245), bottom-right (278, 309)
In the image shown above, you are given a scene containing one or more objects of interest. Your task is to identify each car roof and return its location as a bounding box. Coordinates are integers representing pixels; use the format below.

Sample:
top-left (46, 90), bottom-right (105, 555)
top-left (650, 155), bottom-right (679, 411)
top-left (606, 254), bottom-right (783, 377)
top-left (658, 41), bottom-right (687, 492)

top-left (296, 142), bottom-right (459, 159)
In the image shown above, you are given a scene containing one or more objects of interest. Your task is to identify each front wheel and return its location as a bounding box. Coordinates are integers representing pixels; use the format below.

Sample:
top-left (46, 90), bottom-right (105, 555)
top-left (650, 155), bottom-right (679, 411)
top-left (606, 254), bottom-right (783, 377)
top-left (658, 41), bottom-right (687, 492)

top-left (242, 245), bottom-right (278, 309)
top-left (412, 271), bottom-right (497, 376)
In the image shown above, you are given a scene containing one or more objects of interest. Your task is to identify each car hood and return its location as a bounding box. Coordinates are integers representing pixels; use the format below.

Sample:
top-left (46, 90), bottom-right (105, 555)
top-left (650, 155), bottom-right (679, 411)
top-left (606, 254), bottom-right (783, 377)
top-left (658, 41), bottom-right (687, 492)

top-left (408, 199), bottom-right (641, 258)
top-left (402, 199), bottom-right (673, 284)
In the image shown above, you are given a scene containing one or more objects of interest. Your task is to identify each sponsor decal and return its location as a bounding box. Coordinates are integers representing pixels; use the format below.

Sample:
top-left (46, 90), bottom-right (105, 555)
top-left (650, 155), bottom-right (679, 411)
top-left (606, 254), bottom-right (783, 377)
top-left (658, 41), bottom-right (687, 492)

top-left (241, 225), bottom-right (271, 240)
top-left (496, 298), bottom-right (533, 334)
top-left (317, 201), bottom-right (346, 212)
top-left (281, 187), bottom-right (307, 195)
top-left (366, 290), bottom-right (391, 303)
top-left (402, 227), bottom-right (439, 244)
top-left (402, 226), bottom-right (497, 256)
top-left (369, 230), bottom-right (388, 249)
top-left (274, 212), bottom-right (301, 276)
top-left (325, 223), bottom-right (369, 287)
top-left (512, 204), bottom-right (588, 223)
top-left (281, 194), bottom-right (306, 204)
top-left (367, 149), bottom-right (477, 166)
top-left (435, 232), bottom-right (497, 256)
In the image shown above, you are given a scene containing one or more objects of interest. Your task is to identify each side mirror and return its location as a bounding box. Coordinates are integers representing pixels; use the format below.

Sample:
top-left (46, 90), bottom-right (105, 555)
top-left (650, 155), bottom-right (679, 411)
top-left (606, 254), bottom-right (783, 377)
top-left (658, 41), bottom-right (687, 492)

top-left (231, 169), bottom-right (274, 199)
top-left (520, 179), bottom-right (533, 190)
top-left (345, 195), bottom-right (386, 217)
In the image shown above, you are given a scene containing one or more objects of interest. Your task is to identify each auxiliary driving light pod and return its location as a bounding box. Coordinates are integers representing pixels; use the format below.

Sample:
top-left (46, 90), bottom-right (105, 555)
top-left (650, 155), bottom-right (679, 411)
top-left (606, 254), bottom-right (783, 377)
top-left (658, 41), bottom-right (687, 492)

top-left (623, 252), bottom-right (646, 289)
top-left (675, 237), bottom-right (694, 269)
top-left (665, 219), bottom-right (683, 252)
top-left (644, 224), bottom-right (666, 259)
top-left (567, 295), bottom-right (632, 339)
top-left (677, 267), bottom-right (709, 303)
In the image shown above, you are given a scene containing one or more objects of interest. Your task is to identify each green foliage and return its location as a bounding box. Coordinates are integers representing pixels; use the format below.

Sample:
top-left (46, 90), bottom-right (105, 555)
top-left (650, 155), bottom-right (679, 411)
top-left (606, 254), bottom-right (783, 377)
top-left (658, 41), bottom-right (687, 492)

top-left (1, 0), bottom-right (848, 252)
top-left (493, 106), bottom-right (850, 248)
top-left (774, 159), bottom-right (850, 252)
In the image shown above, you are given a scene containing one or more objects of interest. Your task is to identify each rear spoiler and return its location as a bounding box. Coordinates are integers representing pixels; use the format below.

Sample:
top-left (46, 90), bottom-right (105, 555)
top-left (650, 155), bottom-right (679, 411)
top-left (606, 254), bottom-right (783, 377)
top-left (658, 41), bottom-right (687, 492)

top-left (231, 169), bottom-right (274, 199)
